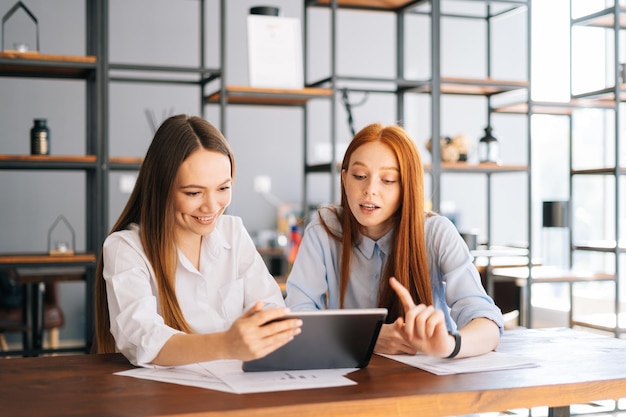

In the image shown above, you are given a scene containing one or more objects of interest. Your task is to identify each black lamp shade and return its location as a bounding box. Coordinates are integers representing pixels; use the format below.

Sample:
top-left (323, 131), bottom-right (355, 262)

top-left (543, 201), bottom-right (569, 228)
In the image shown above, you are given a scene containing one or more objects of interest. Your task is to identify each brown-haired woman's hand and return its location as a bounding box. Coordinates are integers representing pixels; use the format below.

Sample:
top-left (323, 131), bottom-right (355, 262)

top-left (388, 277), bottom-right (456, 358)
top-left (224, 301), bottom-right (302, 361)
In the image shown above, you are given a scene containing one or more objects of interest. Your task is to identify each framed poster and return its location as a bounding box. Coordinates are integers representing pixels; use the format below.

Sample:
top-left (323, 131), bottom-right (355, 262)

top-left (247, 14), bottom-right (303, 89)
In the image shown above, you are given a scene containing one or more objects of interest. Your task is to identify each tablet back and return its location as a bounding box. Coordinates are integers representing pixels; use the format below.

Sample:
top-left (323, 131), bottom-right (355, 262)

top-left (242, 308), bottom-right (387, 372)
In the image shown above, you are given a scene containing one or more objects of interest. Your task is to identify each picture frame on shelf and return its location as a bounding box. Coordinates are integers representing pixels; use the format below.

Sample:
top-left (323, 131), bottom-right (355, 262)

top-left (246, 12), bottom-right (303, 89)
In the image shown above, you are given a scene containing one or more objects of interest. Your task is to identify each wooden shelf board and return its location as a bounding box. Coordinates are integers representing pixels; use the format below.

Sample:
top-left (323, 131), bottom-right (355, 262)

top-left (0, 51), bottom-right (96, 63)
top-left (0, 154), bottom-right (96, 163)
top-left (109, 157), bottom-right (144, 165)
top-left (206, 86), bottom-right (333, 105)
top-left (0, 52), bottom-right (96, 77)
top-left (493, 99), bottom-right (616, 115)
top-left (412, 77), bottom-right (528, 96)
top-left (424, 162), bottom-right (527, 173)
top-left (571, 85), bottom-right (626, 101)
top-left (206, 79), bottom-right (526, 105)
top-left (309, 0), bottom-right (420, 9)
top-left (574, 7), bottom-right (626, 29)
top-left (0, 253), bottom-right (96, 265)
top-left (572, 313), bottom-right (626, 333)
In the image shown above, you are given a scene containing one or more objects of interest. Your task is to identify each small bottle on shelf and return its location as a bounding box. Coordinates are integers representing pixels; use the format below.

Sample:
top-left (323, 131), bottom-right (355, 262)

top-left (31, 118), bottom-right (50, 155)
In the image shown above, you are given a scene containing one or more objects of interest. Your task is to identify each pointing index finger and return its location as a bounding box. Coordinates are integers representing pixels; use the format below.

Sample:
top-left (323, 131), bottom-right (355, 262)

top-left (389, 277), bottom-right (416, 312)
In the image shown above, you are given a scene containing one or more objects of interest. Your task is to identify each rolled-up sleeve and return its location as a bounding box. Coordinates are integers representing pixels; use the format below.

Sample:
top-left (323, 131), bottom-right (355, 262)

top-left (427, 216), bottom-right (504, 333)
top-left (103, 231), bottom-right (182, 367)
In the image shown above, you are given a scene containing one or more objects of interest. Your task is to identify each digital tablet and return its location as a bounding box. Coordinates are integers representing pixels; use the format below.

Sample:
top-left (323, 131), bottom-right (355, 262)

top-left (242, 308), bottom-right (387, 372)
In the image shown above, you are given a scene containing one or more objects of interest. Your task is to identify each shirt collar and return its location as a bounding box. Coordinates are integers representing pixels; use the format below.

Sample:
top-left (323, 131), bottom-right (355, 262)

top-left (204, 220), bottom-right (232, 253)
top-left (177, 219), bottom-right (232, 272)
top-left (356, 228), bottom-right (394, 259)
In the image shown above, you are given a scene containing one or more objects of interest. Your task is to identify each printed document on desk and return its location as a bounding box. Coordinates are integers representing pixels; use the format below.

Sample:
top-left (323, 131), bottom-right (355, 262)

top-left (379, 351), bottom-right (537, 375)
top-left (115, 360), bottom-right (357, 393)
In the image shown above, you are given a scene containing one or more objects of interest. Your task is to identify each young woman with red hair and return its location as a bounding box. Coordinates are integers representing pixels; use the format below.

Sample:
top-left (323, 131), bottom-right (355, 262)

top-left (285, 123), bottom-right (502, 359)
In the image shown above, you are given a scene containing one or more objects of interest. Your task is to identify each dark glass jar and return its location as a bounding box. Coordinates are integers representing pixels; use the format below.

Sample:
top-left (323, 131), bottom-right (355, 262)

top-left (31, 118), bottom-right (50, 155)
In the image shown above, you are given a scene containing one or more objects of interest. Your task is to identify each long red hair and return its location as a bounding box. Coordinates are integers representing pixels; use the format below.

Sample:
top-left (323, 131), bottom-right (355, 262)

top-left (320, 123), bottom-right (433, 322)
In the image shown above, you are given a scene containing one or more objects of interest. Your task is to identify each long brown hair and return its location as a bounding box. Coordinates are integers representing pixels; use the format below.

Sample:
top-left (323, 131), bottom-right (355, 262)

top-left (320, 123), bottom-right (433, 322)
top-left (94, 115), bottom-right (235, 353)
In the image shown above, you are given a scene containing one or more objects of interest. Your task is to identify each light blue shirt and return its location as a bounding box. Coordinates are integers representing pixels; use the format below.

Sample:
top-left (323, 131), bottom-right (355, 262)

top-left (285, 208), bottom-right (504, 333)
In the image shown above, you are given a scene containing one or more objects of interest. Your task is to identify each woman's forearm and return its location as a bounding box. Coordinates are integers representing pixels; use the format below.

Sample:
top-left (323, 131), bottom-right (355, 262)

top-left (456, 317), bottom-right (500, 358)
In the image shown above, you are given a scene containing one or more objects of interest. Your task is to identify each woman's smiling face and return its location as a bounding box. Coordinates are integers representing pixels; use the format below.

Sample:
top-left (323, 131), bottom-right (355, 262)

top-left (342, 141), bottom-right (401, 241)
top-left (172, 148), bottom-right (232, 244)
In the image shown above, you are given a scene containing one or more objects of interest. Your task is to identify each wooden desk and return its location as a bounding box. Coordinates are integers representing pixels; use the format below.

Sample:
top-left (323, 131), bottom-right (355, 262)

top-left (2, 328), bottom-right (626, 417)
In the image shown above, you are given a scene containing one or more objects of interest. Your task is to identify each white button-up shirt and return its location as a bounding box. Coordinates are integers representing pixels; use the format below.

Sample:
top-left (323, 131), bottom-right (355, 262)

top-left (102, 215), bottom-right (285, 366)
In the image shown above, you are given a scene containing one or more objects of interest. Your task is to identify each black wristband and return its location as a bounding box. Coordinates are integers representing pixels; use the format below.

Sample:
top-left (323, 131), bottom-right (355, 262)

top-left (445, 331), bottom-right (461, 359)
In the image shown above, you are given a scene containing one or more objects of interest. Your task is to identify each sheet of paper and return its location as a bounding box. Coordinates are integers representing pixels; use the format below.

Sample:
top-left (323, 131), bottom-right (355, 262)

top-left (116, 360), bottom-right (357, 394)
top-left (379, 351), bottom-right (537, 375)
top-left (200, 360), bottom-right (357, 393)
top-left (116, 363), bottom-right (234, 393)
top-left (247, 15), bottom-right (303, 89)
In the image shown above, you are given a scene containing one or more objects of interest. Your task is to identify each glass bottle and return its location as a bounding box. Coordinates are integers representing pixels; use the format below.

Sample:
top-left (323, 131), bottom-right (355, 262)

top-left (478, 126), bottom-right (499, 164)
top-left (31, 118), bottom-right (50, 155)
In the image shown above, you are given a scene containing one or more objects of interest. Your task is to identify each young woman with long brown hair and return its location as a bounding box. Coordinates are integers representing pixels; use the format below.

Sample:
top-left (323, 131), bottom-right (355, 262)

top-left (285, 123), bottom-right (502, 359)
top-left (95, 115), bottom-right (301, 367)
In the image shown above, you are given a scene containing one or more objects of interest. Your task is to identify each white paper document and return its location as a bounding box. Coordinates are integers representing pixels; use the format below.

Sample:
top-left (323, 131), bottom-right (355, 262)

top-left (247, 14), bottom-right (303, 89)
top-left (379, 351), bottom-right (537, 375)
top-left (116, 360), bottom-right (357, 394)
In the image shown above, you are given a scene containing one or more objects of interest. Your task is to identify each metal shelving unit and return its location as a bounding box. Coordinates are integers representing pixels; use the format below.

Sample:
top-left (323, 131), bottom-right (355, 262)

top-left (567, 2), bottom-right (625, 337)
top-left (102, 0), bottom-right (223, 168)
top-left (0, 1), bottom-right (102, 355)
top-left (203, 86), bottom-right (333, 180)
top-left (304, 0), bottom-right (534, 324)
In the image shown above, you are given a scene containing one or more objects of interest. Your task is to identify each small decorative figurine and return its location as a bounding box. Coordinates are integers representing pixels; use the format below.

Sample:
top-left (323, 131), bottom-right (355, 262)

top-left (426, 134), bottom-right (471, 163)
top-left (1, 1), bottom-right (40, 53)
top-left (47, 215), bottom-right (75, 256)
